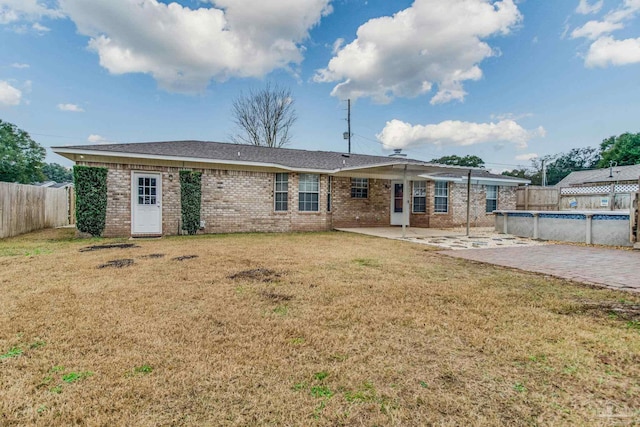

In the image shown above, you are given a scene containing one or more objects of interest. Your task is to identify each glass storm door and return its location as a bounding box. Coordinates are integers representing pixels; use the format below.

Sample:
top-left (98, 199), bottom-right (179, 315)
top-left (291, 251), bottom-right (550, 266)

top-left (132, 172), bottom-right (162, 234)
top-left (390, 181), bottom-right (406, 225)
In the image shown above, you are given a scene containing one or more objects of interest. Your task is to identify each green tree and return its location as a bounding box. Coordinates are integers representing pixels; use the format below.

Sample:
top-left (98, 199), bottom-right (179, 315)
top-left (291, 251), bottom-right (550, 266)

top-left (502, 168), bottom-right (541, 185)
top-left (538, 147), bottom-right (601, 185)
top-left (0, 119), bottom-right (45, 184)
top-left (430, 155), bottom-right (485, 168)
top-left (43, 163), bottom-right (73, 182)
top-left (598, 132), bottom-right (640, 167)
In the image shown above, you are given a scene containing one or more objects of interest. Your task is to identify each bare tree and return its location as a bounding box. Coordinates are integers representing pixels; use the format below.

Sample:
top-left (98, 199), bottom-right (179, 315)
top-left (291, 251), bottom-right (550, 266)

top-left (230, 83), bottom-right (297, 148)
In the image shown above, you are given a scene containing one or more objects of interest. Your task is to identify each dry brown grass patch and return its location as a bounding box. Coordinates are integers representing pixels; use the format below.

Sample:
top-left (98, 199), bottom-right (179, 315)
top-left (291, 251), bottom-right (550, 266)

top-left (0, 228), bottom-right (639, 425)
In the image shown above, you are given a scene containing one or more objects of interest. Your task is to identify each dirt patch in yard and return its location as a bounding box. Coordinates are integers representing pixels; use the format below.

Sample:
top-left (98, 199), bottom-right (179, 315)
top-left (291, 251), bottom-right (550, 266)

top-left (140, 253), bottom-right (165, 259)
top-left (228, 268), bottom-right (282, 282)
top-left (171, 255), bottom-right (198, 261)
top-left (259, 289), bottom-right (294, 302)
top-left (97, 259), bottom-right (134, 269)
top-left (562, 299), bottom-right (640, 322)
top-left (80, 243), bottom-right (139, 252)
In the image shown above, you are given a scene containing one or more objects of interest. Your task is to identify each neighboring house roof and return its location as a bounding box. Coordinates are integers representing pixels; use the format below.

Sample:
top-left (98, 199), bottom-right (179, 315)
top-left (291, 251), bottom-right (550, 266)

top-left (52, 140), bottom-right (529, 185)
top-left (556, 164), bottom-right (640, 187)
top-left (36, 181), bottom-right (73, 188)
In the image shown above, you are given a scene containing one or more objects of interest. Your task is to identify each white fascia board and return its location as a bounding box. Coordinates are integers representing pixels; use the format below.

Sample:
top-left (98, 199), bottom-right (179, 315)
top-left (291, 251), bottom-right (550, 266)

top-left (417, 174), bottom-right (464, 182)
top-left (51, 147), bottom-right (331, 174)
top-left (471, 177), bottom-right (530, 186)
top-left (418, 173), bottom-right (530, 186)
top-left (337, 161), bottom-right (475, 174)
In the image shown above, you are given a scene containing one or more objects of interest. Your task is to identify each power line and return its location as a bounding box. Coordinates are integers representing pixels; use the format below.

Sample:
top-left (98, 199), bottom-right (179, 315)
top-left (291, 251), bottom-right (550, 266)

top-left (29, 132), bottom-right (84, 140)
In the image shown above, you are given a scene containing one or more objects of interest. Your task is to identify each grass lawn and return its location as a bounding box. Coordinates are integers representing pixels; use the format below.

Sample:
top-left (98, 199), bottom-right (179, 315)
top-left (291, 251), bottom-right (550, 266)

top-left (0, 228), bottom-right (639, 426)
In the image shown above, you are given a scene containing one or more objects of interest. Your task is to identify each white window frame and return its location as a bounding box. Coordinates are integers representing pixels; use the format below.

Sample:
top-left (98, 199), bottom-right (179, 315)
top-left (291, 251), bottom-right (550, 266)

top-left (350, 178), bottom-right (369, 199)
top-left (298, 174), bottom-right (319, 212)
top-left (434, 181), bottom-right (449, 213)
top-left (412, 181), bottom-right (426, 213)
top-left (274, 173), bottom-right (288, 212)
top-left (486, 185), bottom-right (498, 213)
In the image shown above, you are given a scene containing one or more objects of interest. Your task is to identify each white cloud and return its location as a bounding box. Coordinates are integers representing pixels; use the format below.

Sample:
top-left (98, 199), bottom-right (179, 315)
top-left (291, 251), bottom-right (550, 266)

top-left (576, 0), bottom-right (604, 14)
top-left (87, 134), bottom-right (115, 144)
top-left (31, 22), bottom-right (49, 32)
top-left (57, 103), bottom-right (84, 112)
top-left (376, 119), bottom-right (545, 150)
top-left (572, 0), bottom-right (640, 66)
top-left (585, 35), bottom-right (640, 66)
top-left (332, 37), bottom-right (344, 54)
top-left (314, 0), bottom-right (522, 104)
top-left (0, 80), bottom-right (22, 106)
top-left (60, 0), bottom-right (332, 93)
top-left (515, 153), bottom-right (538, 161)
top-left (490, 112), bottom-right (533, 121)
top-left (0, 0), bottom-right (63, 24)
top-left (571, 20), bottom-right (623, 40)
top-left (10, 62), bottom-right (29, 68)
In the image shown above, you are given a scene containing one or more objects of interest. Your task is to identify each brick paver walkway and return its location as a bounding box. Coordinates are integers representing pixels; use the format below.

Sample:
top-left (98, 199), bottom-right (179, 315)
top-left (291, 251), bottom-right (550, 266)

top-left (439, 244), bottom-right (640, 293)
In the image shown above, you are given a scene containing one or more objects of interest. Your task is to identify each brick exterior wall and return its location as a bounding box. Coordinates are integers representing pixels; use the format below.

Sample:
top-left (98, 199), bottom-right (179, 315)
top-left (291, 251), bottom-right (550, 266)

top-left (79, 162), bottom-right (332, 236)
top-left (78, 161), bottom-right (518, 236)
top-left (428, 182), bottom-right (517, 228)
top-left (331, 177), bottom-right (391, 228)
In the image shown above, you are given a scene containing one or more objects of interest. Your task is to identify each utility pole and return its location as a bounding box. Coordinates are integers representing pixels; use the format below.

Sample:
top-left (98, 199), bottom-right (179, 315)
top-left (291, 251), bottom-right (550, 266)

top-left (541, 159), bottom-right (546, 187)
top-left (347, 99), bottom-right (351, 154)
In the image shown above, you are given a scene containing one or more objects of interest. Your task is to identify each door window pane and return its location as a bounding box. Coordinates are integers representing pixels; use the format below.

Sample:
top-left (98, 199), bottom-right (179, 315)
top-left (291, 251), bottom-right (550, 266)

top-left (137, 175), bottom-right (158, 205)
top-left (394, 183), bottom-right (403, 213)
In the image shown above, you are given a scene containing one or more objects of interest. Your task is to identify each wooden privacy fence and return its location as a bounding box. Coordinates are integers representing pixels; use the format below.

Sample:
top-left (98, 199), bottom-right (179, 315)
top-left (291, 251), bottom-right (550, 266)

top-left (0, 182), bottom-right (73, 239)
top-left (517, 184), bottom-right (639, 211)
top-left (516, 186), bottom-right (559, 210)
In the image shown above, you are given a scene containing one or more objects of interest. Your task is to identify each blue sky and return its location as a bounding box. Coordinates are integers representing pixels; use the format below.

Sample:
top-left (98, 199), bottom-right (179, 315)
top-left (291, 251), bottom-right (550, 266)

top-left (1, 0), bottom-right (639, 172)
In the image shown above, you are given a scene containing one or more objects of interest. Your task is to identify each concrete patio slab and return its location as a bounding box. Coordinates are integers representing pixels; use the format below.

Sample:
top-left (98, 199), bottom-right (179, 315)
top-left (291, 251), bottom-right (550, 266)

top-left (439, 244), bottom-right (640, 293)
top-left (336, 227), bottom-right (545, 250)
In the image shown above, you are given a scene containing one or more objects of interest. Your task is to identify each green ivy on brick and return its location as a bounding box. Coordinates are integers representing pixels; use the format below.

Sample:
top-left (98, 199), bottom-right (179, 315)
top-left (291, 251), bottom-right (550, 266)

top-left (180, 170), bottom-right (202, 235)
top-left (74, 165), bottom-right (108, 237)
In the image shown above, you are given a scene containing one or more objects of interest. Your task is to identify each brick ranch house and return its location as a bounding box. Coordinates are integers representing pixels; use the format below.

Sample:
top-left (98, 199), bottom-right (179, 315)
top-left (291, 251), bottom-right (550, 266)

top-left (52, 141), bottom-right (529, 237)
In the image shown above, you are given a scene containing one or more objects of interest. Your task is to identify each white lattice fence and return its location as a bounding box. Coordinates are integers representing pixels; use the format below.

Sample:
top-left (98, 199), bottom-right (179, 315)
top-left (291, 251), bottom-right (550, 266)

top-left (561, 184), bottom-right (639, 195)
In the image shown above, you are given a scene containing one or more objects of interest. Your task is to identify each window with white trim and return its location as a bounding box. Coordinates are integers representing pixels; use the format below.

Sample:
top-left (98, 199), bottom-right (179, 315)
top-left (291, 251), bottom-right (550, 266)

top-left (434, 181), bottom-right (449, 213)
top-left (486, 185), bottom-right (498, 213)
top-left (298, 174), bottom-right (319, 211)
top-left (274, 173), bottom-right (288, 211)
top-left (412, 181), bottom-right (426, 213)
top-left (350, 178), bottom-right (368, 198)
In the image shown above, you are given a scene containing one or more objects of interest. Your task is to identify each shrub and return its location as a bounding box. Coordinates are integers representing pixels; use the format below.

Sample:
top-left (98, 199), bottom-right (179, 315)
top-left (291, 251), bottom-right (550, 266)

top-left (74, 166), bottom-right (107, 237)
top-left (180, 171), bottom-right (202, 235)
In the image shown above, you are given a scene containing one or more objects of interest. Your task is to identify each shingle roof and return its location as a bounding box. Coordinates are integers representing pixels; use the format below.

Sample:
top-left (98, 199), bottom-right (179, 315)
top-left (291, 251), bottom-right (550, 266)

top-left (52, 139), bottom-right (526, 182)
top-left (556, 164), bottom-right (640, 187)
top-left (54, 140), bottom-right (431, 170)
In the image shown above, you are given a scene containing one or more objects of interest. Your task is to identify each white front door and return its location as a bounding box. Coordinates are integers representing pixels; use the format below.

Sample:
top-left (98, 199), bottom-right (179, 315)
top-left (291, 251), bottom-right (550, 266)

top-left (390, 180), bottom-right (407, 226)
top-left (132, 172), bottom-right (162, 235)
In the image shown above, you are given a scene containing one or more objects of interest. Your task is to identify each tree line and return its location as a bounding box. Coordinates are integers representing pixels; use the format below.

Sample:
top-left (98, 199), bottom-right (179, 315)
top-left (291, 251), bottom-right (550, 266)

top-left (0, 119), bottom-right (72, 184)
top-left (430, 133), bottom-right (640, 186)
